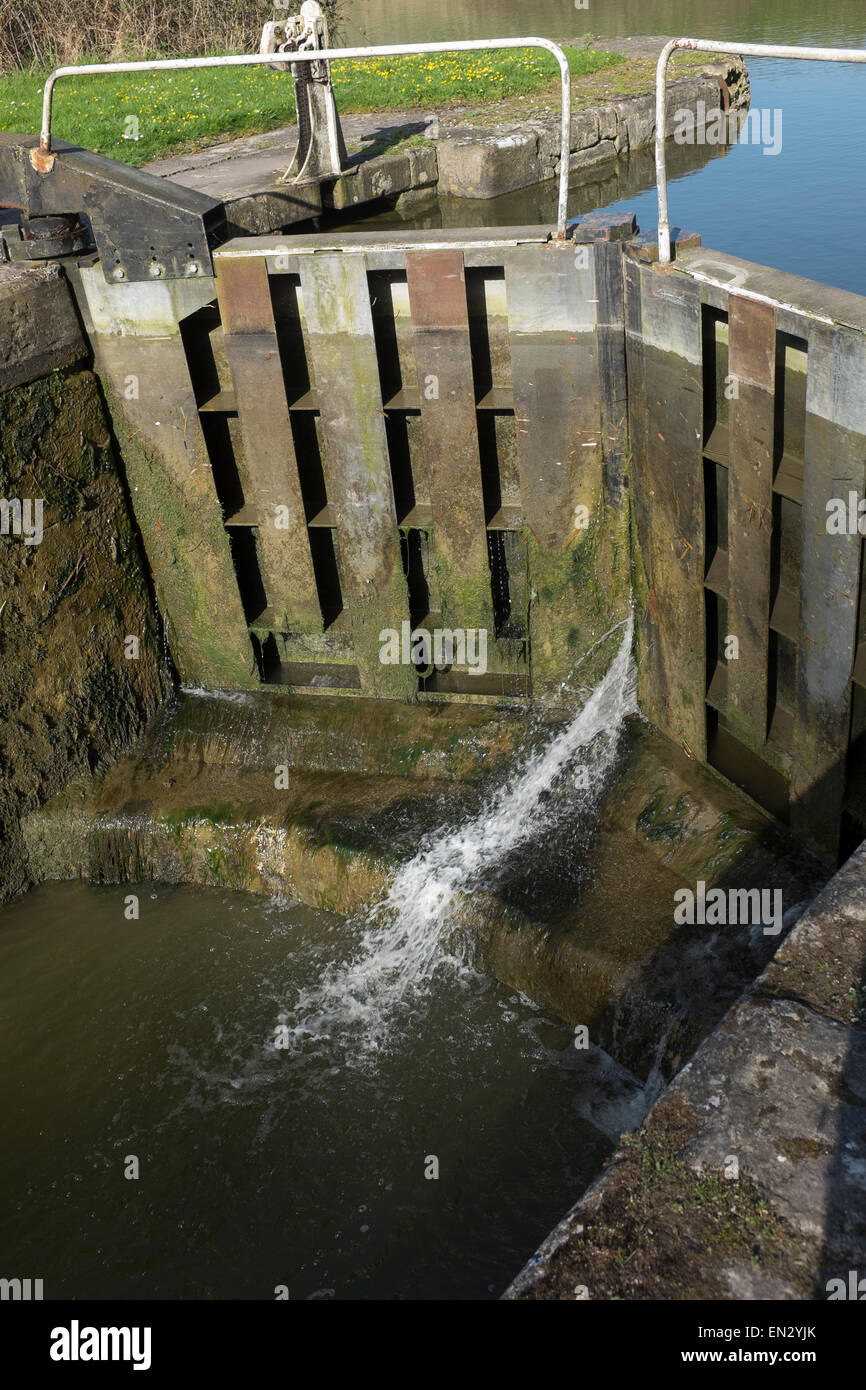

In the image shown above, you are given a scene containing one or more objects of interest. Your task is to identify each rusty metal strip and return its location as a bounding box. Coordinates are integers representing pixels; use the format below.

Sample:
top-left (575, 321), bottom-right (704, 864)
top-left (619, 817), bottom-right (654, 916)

top-left (406, 249), bottom-right (492, 634)
top-left (215, 256), bottom-right (321, 633)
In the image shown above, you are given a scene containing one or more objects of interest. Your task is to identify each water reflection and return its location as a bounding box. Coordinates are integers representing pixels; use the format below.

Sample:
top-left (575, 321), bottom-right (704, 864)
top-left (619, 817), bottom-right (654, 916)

top-left (331, 1), bottom-right (866, 291)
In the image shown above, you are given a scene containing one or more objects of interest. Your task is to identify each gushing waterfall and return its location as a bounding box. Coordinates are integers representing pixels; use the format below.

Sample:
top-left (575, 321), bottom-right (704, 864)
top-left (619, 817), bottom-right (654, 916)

top-left (281, 610), bottom-right (637, 1055)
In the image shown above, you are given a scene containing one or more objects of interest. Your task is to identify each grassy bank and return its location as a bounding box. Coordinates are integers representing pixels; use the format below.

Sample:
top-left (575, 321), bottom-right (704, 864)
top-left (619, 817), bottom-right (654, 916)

top-left (0, 46), bottom-right (623, 167)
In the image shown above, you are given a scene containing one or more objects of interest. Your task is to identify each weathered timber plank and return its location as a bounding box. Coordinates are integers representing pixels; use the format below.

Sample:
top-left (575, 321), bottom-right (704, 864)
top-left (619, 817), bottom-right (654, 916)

top-left (624, 254), bottom-right (652, 703)
top-left (406, 248), bottom-right (493, 635)
top-left (629, 264), bottom-right (705, 756)
top-left (505, 242), bottom-right (606, 693)
top-left (215, 257), bottom-right (321, 632)
top-left (88, 325), bottom-right (256, 689)
top-left (298, 253), bottom-right (414, 697)
top-left (726, 294), bottom-right (776, 750)
top-left (505, 243), bottom-right (600, 548)
top-left (791, 322), bottom-right (866, 862)
top-left (592, 238), bottom-right (629, 506)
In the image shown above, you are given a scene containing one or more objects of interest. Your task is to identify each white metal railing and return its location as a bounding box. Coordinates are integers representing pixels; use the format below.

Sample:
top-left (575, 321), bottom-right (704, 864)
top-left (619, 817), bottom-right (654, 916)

top-left (36, 38), bottom-right (573, 236)
top-left (656, 38), bottom-right (866, 264)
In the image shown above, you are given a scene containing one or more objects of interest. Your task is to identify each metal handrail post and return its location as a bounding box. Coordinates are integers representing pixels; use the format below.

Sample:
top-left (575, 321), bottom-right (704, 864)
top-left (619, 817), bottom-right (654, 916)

top-left (656, 37), bottom-right (866, 264)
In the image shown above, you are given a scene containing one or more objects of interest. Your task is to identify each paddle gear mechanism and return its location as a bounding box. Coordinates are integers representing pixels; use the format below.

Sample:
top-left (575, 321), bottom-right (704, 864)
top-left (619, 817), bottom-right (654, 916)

top-left (260, 1), bottom-right (349, 184)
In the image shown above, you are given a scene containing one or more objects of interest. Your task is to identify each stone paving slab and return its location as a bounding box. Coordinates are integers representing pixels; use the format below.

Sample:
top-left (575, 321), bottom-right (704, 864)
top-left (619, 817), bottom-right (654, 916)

top-left (676, 997), bottom-right (866, 1270)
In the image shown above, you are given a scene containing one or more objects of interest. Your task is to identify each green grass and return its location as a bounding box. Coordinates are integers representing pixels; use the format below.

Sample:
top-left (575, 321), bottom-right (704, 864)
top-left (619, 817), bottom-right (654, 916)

top-left (0, 46), bottom-right (623, 166)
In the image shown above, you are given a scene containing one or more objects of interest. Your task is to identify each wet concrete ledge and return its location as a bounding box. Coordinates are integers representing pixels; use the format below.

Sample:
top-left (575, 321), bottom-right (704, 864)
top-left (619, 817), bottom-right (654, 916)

top-left (145, 41), bottom-right (748, 232)
top-left (503, 841), bottom-right (866, 1300)
top-left (22, 699), bottom-right (823, 1085)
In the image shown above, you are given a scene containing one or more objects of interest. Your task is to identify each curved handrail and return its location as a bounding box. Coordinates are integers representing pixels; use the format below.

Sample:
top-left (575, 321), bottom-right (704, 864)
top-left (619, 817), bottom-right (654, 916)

top-left (36, 37), bottom-right (573, 238)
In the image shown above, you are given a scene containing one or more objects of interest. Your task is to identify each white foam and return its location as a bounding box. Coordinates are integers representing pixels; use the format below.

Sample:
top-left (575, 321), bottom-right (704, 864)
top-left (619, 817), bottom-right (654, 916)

top-left (281, 610), bottom-right (637, 1056)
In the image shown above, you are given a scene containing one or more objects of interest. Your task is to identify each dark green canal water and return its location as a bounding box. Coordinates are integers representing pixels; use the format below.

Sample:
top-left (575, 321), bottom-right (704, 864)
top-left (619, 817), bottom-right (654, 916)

top-left (0, 881), bottom-right (646, 1300)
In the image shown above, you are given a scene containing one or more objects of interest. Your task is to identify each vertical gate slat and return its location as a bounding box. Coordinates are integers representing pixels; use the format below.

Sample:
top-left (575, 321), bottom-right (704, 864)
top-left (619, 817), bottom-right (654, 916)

top-left (505, 244), bottom-right (601, 545)
top-left (623, 253), bottom-right (653, 705)
top-left (505, 242), bottom-right (603, 691)
top-left (215, 257), bottom-right (321, 632)
top-left (791, 322), bottom-right (866, 861)
top-left (628, 265), bottom-right (706, 757)
top-left (406, 249), bottom-right (492, 633)
top-left (298, 252), bottom-right (414, 697)
top-left (93, 326), bottom-right (255, 689)
top-left (726, 295), bottom-right (776, 748)
top-left (593, 238), bottom-right (629, 507)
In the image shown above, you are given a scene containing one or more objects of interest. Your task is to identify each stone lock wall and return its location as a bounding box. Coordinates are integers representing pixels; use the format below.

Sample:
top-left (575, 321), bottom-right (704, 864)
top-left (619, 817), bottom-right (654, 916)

top-left (0, 264), bottom-right (168, 902)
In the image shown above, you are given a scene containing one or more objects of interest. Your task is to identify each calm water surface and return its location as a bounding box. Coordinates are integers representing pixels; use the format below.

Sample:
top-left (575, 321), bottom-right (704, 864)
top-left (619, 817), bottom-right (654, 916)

top-left (339, 1), bottom-right (866, 292)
